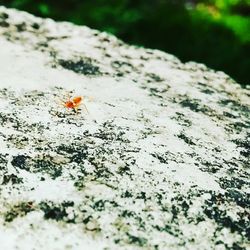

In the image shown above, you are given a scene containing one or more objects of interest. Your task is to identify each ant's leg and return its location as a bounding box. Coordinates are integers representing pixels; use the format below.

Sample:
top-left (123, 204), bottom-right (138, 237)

top-left (63, 91), bottom-right (72, 102)
top-left (66, 92), bottom-right (71, 100)
top-left (83, 103), bottom-right (89, 114)
top-left (87, 96), bottom-right (94, 102)
top-left (74, 101), bottom-right (89, 114)
top-left (73, 107), bottom-right (78, 114)
top-left (56, 98), bottom-right (66, 107)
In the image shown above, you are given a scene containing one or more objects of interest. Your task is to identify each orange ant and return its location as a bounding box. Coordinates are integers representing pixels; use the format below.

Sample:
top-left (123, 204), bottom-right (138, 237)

top-left (59, 94), bottom-right (89, 113)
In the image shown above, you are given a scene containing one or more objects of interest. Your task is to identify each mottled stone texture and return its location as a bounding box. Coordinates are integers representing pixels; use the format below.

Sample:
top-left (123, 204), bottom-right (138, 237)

top-left (0, 6), bottom-right (249, 250)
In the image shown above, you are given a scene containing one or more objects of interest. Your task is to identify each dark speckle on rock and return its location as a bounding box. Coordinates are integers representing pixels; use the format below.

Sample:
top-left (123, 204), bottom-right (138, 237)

top-left (11, 155), bottom-right (30, 170)
top-left (39, 201), bottom-right (75, 222)
top-left (179, 97), bottom-right (211, 114)
top-left (58, 59), bottom-right (101, 76)
top-left (4, 201), bottom-right (35, 222)
top-left (2, 173), bottom-right (23, 185)
top-left (177, 132), bottom-right (196, 146)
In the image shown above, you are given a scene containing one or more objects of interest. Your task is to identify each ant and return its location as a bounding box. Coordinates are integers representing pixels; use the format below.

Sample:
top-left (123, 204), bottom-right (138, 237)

top-left (59, 93), bottom-right (89, 114)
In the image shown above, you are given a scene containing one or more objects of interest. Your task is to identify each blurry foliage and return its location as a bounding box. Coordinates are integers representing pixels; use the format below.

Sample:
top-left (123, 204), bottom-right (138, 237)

top-left (0, 0), bottom-right (249, 86)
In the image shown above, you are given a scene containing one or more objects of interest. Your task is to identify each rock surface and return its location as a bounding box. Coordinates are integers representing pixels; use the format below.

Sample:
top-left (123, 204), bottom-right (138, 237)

top-left (0, 6), bottom-right (249, 250)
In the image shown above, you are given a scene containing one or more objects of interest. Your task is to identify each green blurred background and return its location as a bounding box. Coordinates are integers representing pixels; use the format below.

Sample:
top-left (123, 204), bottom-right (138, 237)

top-left (1, 0), bottom-right (249, 86)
